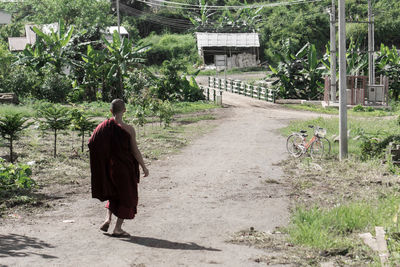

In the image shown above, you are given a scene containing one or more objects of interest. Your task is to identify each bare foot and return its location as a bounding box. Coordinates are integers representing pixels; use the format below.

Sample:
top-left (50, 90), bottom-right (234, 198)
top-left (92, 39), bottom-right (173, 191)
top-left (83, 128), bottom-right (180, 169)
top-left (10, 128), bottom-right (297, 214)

top-left (111, 230), bottom-right (130, 237)
top-left (100, 221), bottom-right (110, 232)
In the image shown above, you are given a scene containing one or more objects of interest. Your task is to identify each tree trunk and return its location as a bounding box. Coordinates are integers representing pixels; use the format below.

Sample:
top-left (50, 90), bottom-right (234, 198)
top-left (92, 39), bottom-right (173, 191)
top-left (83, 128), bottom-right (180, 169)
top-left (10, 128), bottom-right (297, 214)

top-left (81, 131), bottom-right (85, 153)
top-left (54, 129), bottom-right (57, 157)
top-left (9, 138), bottom-right (13, 163)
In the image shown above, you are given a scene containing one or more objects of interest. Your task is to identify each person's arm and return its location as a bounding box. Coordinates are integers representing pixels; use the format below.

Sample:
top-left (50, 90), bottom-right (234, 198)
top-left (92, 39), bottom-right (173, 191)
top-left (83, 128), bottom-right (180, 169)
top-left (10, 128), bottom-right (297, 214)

top-left (129, 126), bottom-right (149, 177)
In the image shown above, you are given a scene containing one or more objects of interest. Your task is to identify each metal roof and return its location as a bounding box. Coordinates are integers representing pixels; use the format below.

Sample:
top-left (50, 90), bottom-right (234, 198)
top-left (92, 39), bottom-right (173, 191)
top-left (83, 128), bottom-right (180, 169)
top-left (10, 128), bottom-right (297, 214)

top-left (8, 37), bottom-right (29, 51)
top-left (195, 32), bottom-right (260, 48)
top-left (8, 23), bottom-right (59, 51)
top-left (0, 10), bottom-right (11, 24)
top-left (106, 26), bottom-right (129, 36)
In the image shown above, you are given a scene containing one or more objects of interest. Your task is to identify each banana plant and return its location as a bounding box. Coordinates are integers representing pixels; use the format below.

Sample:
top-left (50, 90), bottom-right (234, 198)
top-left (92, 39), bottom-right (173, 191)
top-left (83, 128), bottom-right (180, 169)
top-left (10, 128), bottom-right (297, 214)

top-left (15, 20), bottom-right (75, 74)
top-left (269, 41), bottom-right (324, 100)
top-left (376, 44), bottom-right (400, 100)
top-left (187, 0), bottom-right (217, 31)
top-left (77, 44), bottom-right (108, 101)
top-left (101, 31), bottom-right (148, 101)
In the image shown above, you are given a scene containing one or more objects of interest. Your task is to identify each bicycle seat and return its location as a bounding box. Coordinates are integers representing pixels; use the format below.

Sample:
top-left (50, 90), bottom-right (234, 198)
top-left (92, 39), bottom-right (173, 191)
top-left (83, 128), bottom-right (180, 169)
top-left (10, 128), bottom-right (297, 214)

top-left (300, 130), bottom-right (307, 133)
top-left (301, 133), bottom-right (308, 137)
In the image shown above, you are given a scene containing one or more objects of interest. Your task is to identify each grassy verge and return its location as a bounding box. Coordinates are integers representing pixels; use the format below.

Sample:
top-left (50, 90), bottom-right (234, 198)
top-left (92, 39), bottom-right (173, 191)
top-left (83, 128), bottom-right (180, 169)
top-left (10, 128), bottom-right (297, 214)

top-left (230, 114), bottom-right (400, 265)
top-left (0, 103), bottom-right (35, 117)
top-left (281, 116), bottom-right (400, 156)
top-left (284, 103), bottom-right (394, 117)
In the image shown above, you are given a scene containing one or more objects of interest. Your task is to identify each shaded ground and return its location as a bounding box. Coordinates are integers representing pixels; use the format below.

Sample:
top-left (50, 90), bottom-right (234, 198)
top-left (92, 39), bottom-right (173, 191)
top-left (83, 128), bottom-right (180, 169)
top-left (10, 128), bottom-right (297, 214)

top-left (0, 85), bottom-right (320, 266)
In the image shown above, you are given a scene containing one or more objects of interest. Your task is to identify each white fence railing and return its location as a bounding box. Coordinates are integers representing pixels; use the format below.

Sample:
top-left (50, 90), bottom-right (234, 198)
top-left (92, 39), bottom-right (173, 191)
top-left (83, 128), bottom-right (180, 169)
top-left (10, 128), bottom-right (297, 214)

top-left (207, 76), bottom-right (276, 103)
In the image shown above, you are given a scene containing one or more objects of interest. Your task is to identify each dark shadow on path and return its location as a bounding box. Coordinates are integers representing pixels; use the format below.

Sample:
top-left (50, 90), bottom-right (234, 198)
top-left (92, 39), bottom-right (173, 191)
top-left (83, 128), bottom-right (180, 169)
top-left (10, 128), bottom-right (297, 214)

top-left (0, 233), bottom-right (57, 259)
top-left (106, 234), bottom-right (221, 251)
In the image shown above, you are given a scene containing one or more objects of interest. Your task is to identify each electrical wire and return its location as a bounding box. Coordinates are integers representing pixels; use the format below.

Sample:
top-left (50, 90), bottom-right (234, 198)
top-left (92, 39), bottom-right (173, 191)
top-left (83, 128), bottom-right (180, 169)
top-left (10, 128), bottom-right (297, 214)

top-left (120, 3), bottom-right (192, 29)
top-left (136, 0), bottom-right (324, 10)
top-left (120, 1), bottom-right (329, 30)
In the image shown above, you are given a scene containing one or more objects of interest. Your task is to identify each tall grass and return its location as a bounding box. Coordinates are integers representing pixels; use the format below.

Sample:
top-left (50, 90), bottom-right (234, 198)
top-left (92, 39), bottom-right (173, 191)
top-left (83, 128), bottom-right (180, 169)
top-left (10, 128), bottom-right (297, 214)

top-left (288, 195), bottom-right (400, 251)
top-left (0, 104), bottom-right (35, 117)
top-left (285, 104), bottom-right (393, 117)
top-left (281, 116), bottom-right (400, 156)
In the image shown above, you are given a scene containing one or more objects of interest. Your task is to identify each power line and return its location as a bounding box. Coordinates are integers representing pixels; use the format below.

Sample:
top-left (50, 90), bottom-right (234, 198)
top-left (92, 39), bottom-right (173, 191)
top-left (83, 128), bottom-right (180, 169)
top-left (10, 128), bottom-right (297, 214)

top-left (137, 0), bottom-right (324, 10)
top-left (120, 1), bottom-right (329, 30)
top-left (119, 3), bottom-right (192, 29)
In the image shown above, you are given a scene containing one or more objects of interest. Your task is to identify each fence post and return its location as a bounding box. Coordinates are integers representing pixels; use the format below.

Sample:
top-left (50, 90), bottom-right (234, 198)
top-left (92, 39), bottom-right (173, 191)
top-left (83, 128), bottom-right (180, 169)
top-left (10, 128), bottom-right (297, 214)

top-left (213, 89), bottom-right (216, 101)
top-left (257, 86), bottom-right (261, 100)
top-left (207, 88), bottom-right (210, 100)
top-left (262, 87), bottom-right (267, 101)
top-left (272, 89), bottom-right (276, 103)
top-left (250, 85), bottom-right (253, 98)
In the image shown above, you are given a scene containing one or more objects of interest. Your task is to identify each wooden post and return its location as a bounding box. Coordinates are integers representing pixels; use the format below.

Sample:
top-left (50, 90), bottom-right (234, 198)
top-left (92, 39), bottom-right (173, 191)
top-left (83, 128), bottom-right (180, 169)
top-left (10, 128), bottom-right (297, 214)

top-left (368, 0), bottom-right (375, 85)
top-left (339, 0), bottom-right (348, 160)
top-left (330, 0), bottom-right (337, 103)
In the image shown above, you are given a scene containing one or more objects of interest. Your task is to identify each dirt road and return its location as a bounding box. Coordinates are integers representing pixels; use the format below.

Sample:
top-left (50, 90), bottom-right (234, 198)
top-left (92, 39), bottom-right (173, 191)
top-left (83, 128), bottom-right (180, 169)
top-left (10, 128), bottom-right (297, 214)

top-left (0, 90), bottom-right (318, 267)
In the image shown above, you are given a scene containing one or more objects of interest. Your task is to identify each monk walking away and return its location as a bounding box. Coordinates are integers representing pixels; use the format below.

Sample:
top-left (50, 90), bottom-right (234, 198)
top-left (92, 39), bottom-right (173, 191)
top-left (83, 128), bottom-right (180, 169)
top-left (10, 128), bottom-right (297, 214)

top-left (88, 99), bottom-right (149, 237)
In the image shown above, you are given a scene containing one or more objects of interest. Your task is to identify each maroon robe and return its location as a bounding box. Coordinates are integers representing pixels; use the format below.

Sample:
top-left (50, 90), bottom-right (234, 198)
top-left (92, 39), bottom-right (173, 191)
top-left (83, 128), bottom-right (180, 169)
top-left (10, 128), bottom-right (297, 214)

top-left (88, 118), bottom-right (140, 219)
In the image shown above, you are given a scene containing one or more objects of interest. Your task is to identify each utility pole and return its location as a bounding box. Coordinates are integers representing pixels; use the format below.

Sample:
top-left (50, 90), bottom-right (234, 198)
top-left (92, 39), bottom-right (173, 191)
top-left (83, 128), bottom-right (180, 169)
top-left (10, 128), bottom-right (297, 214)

top-left (330, 0), bottom-right (337, 103)
top-left (368, 0), bottom-right (375, 85)
top-left (339, 0), bottom-right (348, 160)
top-left (117, 0), bottom-right (121, 36)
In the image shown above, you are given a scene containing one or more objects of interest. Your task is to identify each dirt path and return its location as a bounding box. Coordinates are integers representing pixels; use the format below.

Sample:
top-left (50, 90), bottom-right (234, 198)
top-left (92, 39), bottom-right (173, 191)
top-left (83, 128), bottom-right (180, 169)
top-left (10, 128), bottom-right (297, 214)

top-left (0, 91), bottom-right (320, 267)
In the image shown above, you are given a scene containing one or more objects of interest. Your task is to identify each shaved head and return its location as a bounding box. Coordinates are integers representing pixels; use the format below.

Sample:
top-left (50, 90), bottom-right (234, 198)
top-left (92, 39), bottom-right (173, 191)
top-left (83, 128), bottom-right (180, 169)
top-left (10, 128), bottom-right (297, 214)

top-left (111, 99), bottom-right (125, 115)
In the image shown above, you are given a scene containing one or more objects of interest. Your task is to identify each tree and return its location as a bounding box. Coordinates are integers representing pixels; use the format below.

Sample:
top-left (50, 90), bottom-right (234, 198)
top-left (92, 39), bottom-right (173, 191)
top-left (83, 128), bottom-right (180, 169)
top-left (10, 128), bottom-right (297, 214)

top-left (70, 109), bottom-right (97, 152)
top-left (15, 20), bottom-right (75, 74)
top-left (77, 44), bottom-right (108, 101)
top-left (268, 41), bottom-right (324, 100)
top-left (37, 105), bottom-right (71, 157)
top-left (0, 113), bottom-right (32, 163)
top-left (0, 0), bottom-right (113, 30)
top-left (376, 44), bottom-right (400, 100)
top-left (102, 31), bottom-right (148, 101)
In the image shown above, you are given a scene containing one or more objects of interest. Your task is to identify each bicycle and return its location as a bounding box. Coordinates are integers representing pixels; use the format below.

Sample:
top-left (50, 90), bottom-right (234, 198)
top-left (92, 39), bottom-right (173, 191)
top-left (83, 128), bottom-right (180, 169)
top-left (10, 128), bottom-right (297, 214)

top-left (286, 125), bottom-right (331, 159)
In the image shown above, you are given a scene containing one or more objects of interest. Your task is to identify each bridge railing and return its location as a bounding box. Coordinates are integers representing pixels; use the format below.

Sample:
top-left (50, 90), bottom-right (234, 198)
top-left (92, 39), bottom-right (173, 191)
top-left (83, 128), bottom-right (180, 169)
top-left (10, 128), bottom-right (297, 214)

top-left (207, 77), bottom-right (276, 103)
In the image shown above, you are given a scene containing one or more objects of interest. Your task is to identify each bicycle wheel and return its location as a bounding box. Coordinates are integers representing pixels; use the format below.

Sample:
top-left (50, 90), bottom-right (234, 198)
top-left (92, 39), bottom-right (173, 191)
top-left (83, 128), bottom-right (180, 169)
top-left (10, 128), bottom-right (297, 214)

top-left (310, 139), bottom-right (324, 159)
top-left (320, 137), bottom-right (331, 155)
top-left (286, 133), bottom-right (304, 157)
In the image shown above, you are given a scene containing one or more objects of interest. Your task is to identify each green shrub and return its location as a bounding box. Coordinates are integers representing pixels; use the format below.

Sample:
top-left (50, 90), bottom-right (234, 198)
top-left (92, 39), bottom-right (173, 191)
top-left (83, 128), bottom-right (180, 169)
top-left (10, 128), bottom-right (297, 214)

top-left (153, 59), bottom-right (205, 102)
top-left (0, 113), bottom-right (32, 163)
top-left (36, 71), bottom-right (72, 103)
top-left (70, 109), bottom-right (97, 152)
top-left (0, 160), bottom-right (35, 191)
top-left (353, 104), bottom-right (365, 112)
top-left (158, 100), bottom-right (174, 128)
top-left (0, 66), bottom-right (39, 98)
top-left (365, 106), bottom-right (375, 112)
top-left (140, 33), bottom-right (199, 65)
top-left (37, 105), bottom-right (71, 157)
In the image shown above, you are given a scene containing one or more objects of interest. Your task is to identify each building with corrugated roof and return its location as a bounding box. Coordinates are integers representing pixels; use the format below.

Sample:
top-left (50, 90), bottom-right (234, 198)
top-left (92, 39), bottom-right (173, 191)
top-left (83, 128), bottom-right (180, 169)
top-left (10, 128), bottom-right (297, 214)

top-left (195, 32), bottom-right (260, 69)
top-left (0, 10), bottom-right (11, 24)
top-left (8, 23), bottom-right (59, 51)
